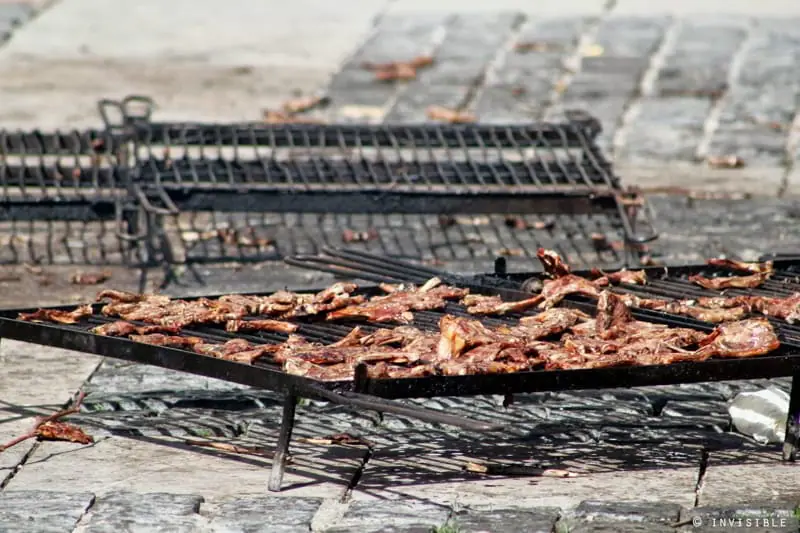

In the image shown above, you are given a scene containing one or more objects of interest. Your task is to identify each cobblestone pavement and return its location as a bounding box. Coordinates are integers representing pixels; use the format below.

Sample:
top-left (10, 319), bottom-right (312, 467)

top-left (2, 1), bottom-right (800, 532)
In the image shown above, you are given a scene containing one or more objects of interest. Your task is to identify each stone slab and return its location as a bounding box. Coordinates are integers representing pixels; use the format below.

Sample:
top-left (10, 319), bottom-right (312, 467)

top-left (0, 340), bottom-right (101, 481)
top-left (696, 457), bottom-right (800, 507)
top-left (0, 0), bottom-right (385, 128)
top-left (452, 507), bottom-right (560, 533)
top-left (0, 490), bottom-right (94, 533)
top-left (79, 492), bottom-right (204, 533)
top-left (612, 1), bottom-right (800, 16)
top-left (207, 495), bottom-right (323, 533)
top-left (325, 500), bottom-right (451, 533)
top-left (572, 500), bottom-right (683, 524)
top-left (4, 434), bottom-right (362, 499)
top-left (682, 503), bottom-right (800, 533)
top-left (613, 162), bottom-right (785, 196)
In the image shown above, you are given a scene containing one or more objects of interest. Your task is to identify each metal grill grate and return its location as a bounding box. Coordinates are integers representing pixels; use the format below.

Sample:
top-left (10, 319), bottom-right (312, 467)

top-left (0, 128), bottom-right (149, 265)
top-left (95, 96), bottom-right (656, 269)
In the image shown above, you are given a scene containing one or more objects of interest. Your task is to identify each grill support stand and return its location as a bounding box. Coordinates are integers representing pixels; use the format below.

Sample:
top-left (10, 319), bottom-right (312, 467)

top-left (268, 390), bottom-right (297, 492)
top-left (783, 373), bottom-right (800, 462)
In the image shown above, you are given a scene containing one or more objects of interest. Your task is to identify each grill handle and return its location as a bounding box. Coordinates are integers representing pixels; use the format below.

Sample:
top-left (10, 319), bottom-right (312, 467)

top-left (302, 384), bottom-right (504, 432)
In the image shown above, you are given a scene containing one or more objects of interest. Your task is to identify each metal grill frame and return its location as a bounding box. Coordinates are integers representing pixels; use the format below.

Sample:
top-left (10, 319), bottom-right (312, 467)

top-left (0, 275), bottom-right (799, 491)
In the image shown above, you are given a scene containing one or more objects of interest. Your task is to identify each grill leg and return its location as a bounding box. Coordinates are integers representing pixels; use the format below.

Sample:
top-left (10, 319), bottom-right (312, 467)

top-left (783, 373), bottom-right (800, 462)
top-left (268, 392), bottom-right (298, 492)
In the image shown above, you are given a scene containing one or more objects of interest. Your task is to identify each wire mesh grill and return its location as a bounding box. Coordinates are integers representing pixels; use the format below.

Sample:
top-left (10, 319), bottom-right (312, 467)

top-left (0, 129), bottom-right (147, 266)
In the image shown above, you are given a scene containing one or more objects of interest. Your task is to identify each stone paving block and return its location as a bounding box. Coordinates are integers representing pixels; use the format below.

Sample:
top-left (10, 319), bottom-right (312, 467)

top-left (385, 0), bottom-right (605, 15)
top-left (617, 96), bottom-right (711, 163)
top-left (324, 500), bottom-right (451, 533)
top-left (5, 434), bottom-right (362, 499)
top-left (324, 13), bottom-right (451, 115)
top-left (656, 21), bottom-right (749, 97)
top-left (681, 503), bottom-right (800, 533)
top-left (568, 521), bottom-right (675, 533)
top-left (208, 496), bottom-right (322, 533)
top-left (0, 340), bottom-right (101, 480)
top-left (592, 16), bottom-right (672, 58)
top-left (707, 126), bottom-right (788, 167)
top-left (383, 13), bottom-right (519, 122)
top-left (81, 492), bottom-right (203, 533)
top-left (697, 457), bottom-right (800, 507)
top-left (572, 500), bottom-right (683, 524)
top-left (0, 491), bottom-right (94, 533)
top-left (715, 88), bottom-right (796, 129)
top-left (351, 465), bottom-right (699, 510)
top-left (612, 0), bottom-right (800, 16)
top-left (472, 85), bottom-right (543, 123)
top-left (736, 25), bottom-right (800, 90)
top-left (86, 358), bottom-right (252, 395)
top-left (452, 507), bottom-right (560, 532)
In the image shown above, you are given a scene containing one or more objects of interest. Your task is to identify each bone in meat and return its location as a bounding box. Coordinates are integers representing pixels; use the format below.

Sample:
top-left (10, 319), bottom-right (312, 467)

top-left (536, 248), bottom-right (572, 278)
top-left (225, 319), bottom-right (299, 334)
top-left (461, 293), bottom-right (544, 315)
top-left (537, 275), bottom-right (602, 309)
top-left (694, 318), bottom-right (780, 359)
top-left (688, 271), bottom-right (771, 290)
top-left (707, 258), bottom-right (774, 274)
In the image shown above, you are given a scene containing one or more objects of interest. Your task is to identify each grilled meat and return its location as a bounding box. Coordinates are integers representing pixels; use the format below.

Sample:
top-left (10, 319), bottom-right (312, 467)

top-left (595, 291), bottom-right (634, 338)
top-left (327, 278), bottom-right (467, 323)
top-left (225, 319), bottom-right (299, 334)
top-left (462, 293), bottom-right (543, 315)
top-left (707, 258), bottom-right (774, 274)
top-left (96, 290), bottom-right (170, 305)
top-left (694, 318), bottom-right (781, 359)
top-left (750, 293), bottom-right (800, 323)
top-left (688, 271), bottom-right (771, 290)
top-left (91, 321), bottom-right (181, 337)
top-left (538, 275), bottom-right (602, 309)
top-left (129, 334), bottom-right (205, 349)
top-left (18, 304), bottom-right (93, 325)
top-left (536, 248), bottom-right (572, 278)
top-left (515, 308), bottom-right (590, 339)
top-left (591, 268), bottom-right (648, 285)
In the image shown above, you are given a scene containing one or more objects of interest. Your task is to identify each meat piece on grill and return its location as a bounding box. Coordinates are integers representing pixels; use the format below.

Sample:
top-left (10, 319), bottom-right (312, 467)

top-left (514, 308), bottom-right (591, 339)
top-left (591, 268), bottom-right (648, 286)
top-left (284, 359), bottom-right (354, 381)
top-left (285, 283), bottom-right (365, 318)
top-left (537, 275), bottom-right (602, 309)
top-left (437, 315), bottom-right (522, 360)
top-left (750, 293), bottom-right (800, 323)
top-left (462, 293), bottom-right (544, 315)
top-left (619, 294), bottom-right (749, 323)
top-left (96, 290), bottom-right (170, 305)
top-left (225, 319), bottom-right (299, 334)
top-left (193, 339), bottom-right (278, 364)
top-left (693, 296), bottom-right (756, 309)
top-left (18, 304), bottom-right (93, 325)
top-left (368, 362), bottom-right (438, 379)
top-left (536, 248), bottom-right (572, 278)
top-left (694, 318), bottom-right (780, 359)
top-left (129, 334), bottom-right (205, 349)
top-left (688, 272), bottom-right (771, 290)
top-left (594, 291), bottom-right (634, 337)
top-left (707, 258), bottom-right (774, 274)
top-left (326, 278), bottom-right (465, 324)
top-left (91, 321), bottom-right (181, 337)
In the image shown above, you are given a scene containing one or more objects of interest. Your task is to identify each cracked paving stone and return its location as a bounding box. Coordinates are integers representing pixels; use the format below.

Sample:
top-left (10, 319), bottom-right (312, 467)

top-left (325, 500), bottom-right (451, 533)
top-left (655, 20), bottom-right (748, 97)
top-left (617, 97), bottom-right (711, 162)
top-left (567, 521), bottom-right (675, 533)
top-left (452, 507), bottom-right (560, 532)
top-left (0, 491), bottom-right (95, 533)
top-left (208, 496), bottom-right (322, 533)
top-left (572, 500), bottom-right (683, 524)
top-left (682, 504), bottom-right (800, 533)
top-left (82, 492), bottom-right (203, 533)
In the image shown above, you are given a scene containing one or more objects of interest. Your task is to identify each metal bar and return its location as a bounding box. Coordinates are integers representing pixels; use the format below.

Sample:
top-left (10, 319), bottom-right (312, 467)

top-left (784, 372), bottom-right (800, 462)
top-left (129, 122), bottom-right (601, 149)
top-left (268, 391), bottom-right (297, 492)
top-left (0, 200), bottom-right (120, 222)
top-left (152, 188), bottom-right (622, 216)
